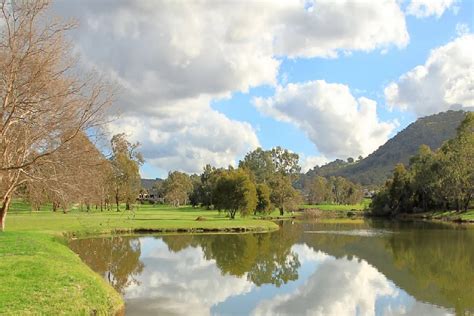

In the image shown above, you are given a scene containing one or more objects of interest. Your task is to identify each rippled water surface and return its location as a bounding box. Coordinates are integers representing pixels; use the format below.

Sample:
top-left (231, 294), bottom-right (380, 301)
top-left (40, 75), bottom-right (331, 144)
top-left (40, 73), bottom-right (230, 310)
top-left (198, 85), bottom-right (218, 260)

top-left (69, 220), bottom-right (474, 315)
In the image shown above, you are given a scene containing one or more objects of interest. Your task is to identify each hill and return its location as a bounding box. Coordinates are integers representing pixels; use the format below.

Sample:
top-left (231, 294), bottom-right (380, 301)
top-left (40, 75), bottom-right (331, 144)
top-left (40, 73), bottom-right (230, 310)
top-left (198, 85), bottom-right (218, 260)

top-left (141, 178), bottom-right (163, 191)
top-left (303, 110), bottom-right (469, 186)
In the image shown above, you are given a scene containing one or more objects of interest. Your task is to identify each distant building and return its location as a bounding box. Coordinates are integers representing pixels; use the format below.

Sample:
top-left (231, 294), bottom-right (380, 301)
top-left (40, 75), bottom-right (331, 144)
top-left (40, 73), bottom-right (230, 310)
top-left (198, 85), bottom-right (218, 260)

top-left (138, 178), bottom-right (164, 203)
top-left (363, 189), bottom-right (375, 198)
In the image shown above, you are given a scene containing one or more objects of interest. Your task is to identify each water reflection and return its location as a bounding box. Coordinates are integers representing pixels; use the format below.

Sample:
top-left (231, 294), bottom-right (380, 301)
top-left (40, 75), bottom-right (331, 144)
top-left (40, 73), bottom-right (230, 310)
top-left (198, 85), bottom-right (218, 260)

top-left (69, 237), bottom-right (144, 293)
top-left (69, 221), bottom-right (474, 315)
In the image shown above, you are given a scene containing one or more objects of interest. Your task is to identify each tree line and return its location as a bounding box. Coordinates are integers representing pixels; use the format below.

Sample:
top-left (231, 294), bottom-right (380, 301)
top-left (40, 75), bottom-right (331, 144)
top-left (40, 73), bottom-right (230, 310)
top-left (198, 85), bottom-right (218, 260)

top-left (300, 175), bottom-right (364, 205)
top-left (21, 133), bottom-right (143, 214)
top-left (153, 147), bottom-right (302, 219)
top-left (153, 146), bottom-right (364, 219)
top-left (371, 113), bottom-right (473, 215)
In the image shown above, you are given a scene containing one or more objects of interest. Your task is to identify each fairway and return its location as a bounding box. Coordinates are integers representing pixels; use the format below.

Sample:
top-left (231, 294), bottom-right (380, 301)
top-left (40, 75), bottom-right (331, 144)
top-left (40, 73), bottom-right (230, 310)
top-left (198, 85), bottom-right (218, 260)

top-left (6, 202), bottom-right (281, 235)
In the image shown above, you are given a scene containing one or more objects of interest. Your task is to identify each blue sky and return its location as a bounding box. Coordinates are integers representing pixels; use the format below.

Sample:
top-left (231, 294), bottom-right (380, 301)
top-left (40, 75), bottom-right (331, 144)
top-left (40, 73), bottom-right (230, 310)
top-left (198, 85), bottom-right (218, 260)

top-left (211, 0), bottom-right (473, 168)
top-left (54, 0), bottom-right (474, 179)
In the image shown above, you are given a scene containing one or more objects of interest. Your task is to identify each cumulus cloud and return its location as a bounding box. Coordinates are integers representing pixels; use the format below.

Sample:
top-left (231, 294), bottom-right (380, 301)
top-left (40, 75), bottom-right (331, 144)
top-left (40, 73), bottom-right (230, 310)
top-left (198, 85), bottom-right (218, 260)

top-left (254, 81), bottom-right (396, 159)
top-left (107, 104), bottom-right (260, 174)
top-left (252, 246), bottom-right (452, 316)
top-left (300, 155), bottom-right (331, 172)
top-left (406, 0), bottom-right (457, 18)
top-left (273, 0), bottom-right (409, 58)
top-left (385, 34), bottom-right (474, 117)
top-left (252, 255), bottom-right (396, 316)
top-left (124, 238), bottom-right (253, 316)
top-left (48, 0), bottom-right (412, 173)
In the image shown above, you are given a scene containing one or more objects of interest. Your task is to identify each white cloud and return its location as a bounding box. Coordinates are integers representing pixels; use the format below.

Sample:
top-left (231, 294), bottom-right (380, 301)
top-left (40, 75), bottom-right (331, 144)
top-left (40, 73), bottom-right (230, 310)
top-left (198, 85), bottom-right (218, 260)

top-left (107, 101), bottom-right (260, 174)
top-left (252, 256), bottom-right (396, 316)
top-left (385, 34), bottom-right (474, 117)
top-left (406, 0), bottom-right (457, 18)
top-left (300, 155), bottom-right (331, 173)
top-left (124, 239), bottom-right (253, 316)
top-left (273, 0), bottom-right (409, 58)
top-left (456, 23), bottom-right (470, 36)
top-left (50, 0), bottom-right (411, 173)
top-left (251, 252), bottom-right (452, 316)
top-left (254, 81), bottom-right (396, 159)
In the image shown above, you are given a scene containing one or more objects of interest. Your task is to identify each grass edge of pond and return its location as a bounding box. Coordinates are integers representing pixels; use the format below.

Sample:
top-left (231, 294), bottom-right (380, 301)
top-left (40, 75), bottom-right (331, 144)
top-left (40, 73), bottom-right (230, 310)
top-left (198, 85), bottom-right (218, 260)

top-left (0, 231), bottom-right (124, 315)
top-left (1, 205), bottom-right (283, 315)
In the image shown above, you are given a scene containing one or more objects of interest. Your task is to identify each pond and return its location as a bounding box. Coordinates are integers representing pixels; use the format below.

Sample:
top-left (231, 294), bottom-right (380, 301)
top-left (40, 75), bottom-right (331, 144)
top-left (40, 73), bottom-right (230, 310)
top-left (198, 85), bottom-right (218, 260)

top-left (69, 220), bottom-right (474, 315)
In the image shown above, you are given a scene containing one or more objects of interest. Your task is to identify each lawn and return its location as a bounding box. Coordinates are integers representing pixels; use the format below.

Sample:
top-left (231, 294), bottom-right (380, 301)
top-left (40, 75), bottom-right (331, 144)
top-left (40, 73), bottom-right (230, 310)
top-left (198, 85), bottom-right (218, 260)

top-left (0, 232), bottom-right (123, 315)
top-left (6, 202), bottom-right (280, 236)
top-left (300, 198), bottom-right (371, 212)
top-left (1, 200), bottom-right (281, 314)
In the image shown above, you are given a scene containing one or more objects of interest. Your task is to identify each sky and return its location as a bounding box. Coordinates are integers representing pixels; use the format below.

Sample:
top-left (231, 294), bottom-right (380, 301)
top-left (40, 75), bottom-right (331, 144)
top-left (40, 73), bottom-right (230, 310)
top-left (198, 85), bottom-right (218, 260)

top-left (51, 0), bottom-right (474, 178)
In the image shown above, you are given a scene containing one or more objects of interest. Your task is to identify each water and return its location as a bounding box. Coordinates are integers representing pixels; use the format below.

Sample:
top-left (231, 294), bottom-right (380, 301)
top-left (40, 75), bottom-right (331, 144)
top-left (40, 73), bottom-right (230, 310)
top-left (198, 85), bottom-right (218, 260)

top-left (69, 220), bottom-right (474, 315)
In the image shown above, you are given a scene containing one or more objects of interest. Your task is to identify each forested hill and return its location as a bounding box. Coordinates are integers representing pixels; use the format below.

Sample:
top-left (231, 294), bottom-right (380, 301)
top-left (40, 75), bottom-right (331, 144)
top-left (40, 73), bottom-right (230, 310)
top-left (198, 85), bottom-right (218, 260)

top-left (303, 110), bottom-right (469, 186)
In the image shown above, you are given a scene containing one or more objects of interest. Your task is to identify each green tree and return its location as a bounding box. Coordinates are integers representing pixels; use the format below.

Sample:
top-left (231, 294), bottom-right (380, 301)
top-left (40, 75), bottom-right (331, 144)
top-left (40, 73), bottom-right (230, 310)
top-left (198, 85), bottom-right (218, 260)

top-left (307, 176), bottom-right (331, 204)
top-left (213, 168), bottom-right (257, 219)
top-left (269, 173), bottom-right (301, 216)
top-left (438, 113), bottom-right (474, 211)
top-left (329, 176), bottom-right (349, 204)
top-left (409, 145), bottom-right (441, 211)
top-left (271, 146), bottom-right (301, 178)
top-left (239, 148), bottom-right (275, 183)
top-left (255, 183), bottom-right (272, 215)
top-left (110, 134), bottom-right (144, 211)
top-left (198, 164), bottom-right (221, 208)
top-left (388, 164), bottom-right (413, 213)
top-left (163, 171), bottom-right (193, 206)
top-left (188, 174), bottom-right (202, 207)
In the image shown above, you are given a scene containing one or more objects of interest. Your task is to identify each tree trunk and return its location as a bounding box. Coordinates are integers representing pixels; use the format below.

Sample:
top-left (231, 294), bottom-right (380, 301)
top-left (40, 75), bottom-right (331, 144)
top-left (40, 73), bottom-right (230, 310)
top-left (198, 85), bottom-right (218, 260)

top-left (1, 195), bottom-right (12, 232)
top-left (464, 195), bottom-right (471, 212)
top-left (279, 207), bottom-right (284, 216)
top-left (125, 202), bottom-right (130, 210)
top-left (115, 191), bottom-right (120, 212)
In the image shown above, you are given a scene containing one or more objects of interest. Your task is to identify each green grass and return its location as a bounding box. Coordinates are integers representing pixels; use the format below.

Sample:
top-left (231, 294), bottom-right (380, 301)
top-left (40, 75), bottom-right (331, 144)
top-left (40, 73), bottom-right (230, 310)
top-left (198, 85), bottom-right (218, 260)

top-left (300, 198), bottom-right (371, 212)
top-left (461, 210), bottom-right (474, 221)
top-left (0, 232), bottom-right (123, 315)
top-left (429, 209), bottom-right (474, 221)
top-left (1, 200), bottom-right (281, 314)
top-left (6, 203), bottom-right (279, 235)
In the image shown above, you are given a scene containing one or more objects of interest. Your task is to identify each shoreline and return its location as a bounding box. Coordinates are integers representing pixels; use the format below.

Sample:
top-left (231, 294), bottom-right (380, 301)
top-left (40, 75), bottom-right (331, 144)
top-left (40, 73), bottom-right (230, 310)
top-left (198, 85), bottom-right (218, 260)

top-left (394, 212), bottom-right (474, 224)
top-left (0, 214), bottom-right (280, 315)
top-left (300, 207), bottom-right (474, 224)
top-left (2, 207), bottom-right (471, 314)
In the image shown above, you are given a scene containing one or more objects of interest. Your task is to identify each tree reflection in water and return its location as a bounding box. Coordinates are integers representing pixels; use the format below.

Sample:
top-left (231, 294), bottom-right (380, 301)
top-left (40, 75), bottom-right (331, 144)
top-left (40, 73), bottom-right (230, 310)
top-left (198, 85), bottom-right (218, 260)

top-left (162, 222), bottom-right (302, 287)
top-left (69, 221), bottom-right (474, 315)
top-left (69, 236), bottom-right (144, 293)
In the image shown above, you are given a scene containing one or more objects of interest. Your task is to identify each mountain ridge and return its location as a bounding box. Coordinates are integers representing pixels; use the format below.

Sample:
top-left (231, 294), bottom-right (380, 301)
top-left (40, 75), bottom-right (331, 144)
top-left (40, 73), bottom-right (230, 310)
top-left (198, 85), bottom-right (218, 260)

top-left (303, 110), bottom-right (469, 186)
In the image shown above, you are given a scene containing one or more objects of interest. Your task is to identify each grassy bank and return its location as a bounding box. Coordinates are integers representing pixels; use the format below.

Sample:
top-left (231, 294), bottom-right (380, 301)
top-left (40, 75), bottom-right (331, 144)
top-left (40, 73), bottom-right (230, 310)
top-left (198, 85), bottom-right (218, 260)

top-left (300, 198), bottom-right (371, 212)
top-left (7, 203), bottom-right (280, 236)
top-left (396, 209), bottom-right (474, 223)
top-left (301, 199), bottom-right (371, 219)
top-left (0, 232), bottom-right (123, 315)
top-left (1, 201), bottom-right (281, 314)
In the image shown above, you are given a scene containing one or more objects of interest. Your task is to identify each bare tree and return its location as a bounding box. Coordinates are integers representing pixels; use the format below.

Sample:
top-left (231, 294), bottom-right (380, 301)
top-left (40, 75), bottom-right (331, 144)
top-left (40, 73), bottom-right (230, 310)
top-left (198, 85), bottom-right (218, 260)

top-left (0, 1), bottom-right (113, 230)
